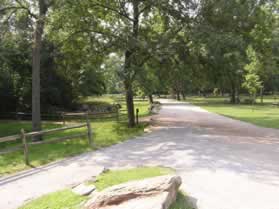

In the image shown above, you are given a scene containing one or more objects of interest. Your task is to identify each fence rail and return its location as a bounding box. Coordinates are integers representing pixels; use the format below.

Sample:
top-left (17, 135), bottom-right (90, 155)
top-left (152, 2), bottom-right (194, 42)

top-left (0, 108), bottom-right (122, 124)
top-left (0, 121), bottom-right (93, 165)
top-left (0, 134), bottom-right (21, 143)
top-left (0, 106), bottom-right (146, 164)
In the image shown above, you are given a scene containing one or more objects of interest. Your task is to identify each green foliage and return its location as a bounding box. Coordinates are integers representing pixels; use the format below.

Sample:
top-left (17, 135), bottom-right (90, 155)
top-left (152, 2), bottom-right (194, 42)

top-left (102, 54), bottom-right (124, 94)
top-left (242, 46), bottom-right (263, 100)
top-left (1, 0), bottom-right (279, 122)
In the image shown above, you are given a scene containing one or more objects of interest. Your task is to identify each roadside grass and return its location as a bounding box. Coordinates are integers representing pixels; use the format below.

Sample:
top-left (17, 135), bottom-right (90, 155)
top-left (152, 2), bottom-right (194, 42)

top-left (93, 166), bottom-right (174, 190)
top-left (19, 167), bottom-right (193, 209)
top-left (0, 121), bottom-right (60, 138)
top-left (187, 96), bottom-right (279, 129)
top-left (18, 190), bottom-right (87, 209)
top-left (0, 95), bottom-right (152, 175)
top-left (0, 120), bottom-right (146, 175)
top-left (120, 100), bottom-right (151, 117)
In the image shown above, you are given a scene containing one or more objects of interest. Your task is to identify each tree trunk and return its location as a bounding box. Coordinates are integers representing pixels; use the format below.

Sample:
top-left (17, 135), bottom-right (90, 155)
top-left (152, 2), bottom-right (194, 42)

top-left (177, 92), bottom-right (181, 101)
top-left (32, 0), bottom-right (48, 140)
top-left (122, 0), bottom-right (139, 128)
top-left (148, 94), bottom-right (153, 104)
top-left (230, 88), bottom-right (236, 104)
top-left (260, 86), bottom-right (264, 104)
top-left (182, 92), bottom-right (186, 100)
top-left (123, 49), bottom-right (135, 127)
top-left (235, 88), bottom-right (240, 104)
top-left (125, 81), bottom-right (135, 127)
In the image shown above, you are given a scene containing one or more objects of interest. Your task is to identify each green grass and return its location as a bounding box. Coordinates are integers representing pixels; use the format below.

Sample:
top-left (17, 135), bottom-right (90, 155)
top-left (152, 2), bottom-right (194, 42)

top-left (0, 121), bottom-right (60, 138)
top-left (81, 95), bottom-right (116, 106)
top-left (82, 94), bottom-right (152, 117)
top-left (0, 120), bottom-right (146, 175)
top-left (187, 96), bottom-right (279, 129)
top-left (0, 95), bottom-right (152, 175)
top-left (94, 166), bottom-right (174, 191)
top-left (19, 167), bottom-right (193, 209)
top-left (19, 189), bottom-right (87, 209)
top-left (121, 100), bottom-right (151, 117)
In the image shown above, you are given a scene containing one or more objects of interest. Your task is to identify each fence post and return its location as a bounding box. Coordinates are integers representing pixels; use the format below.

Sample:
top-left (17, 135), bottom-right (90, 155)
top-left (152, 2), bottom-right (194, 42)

top-left (136, 108), bottom-right (139, 125)
top-left (86, 113), bottom-right (93, 147)
top-left (21, 129), bottom-right (29, 165)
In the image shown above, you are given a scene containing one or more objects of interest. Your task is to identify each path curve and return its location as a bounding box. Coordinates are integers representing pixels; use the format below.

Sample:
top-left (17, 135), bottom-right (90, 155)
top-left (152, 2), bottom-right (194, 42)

top-left (1, 99), bottom-right (279, 209)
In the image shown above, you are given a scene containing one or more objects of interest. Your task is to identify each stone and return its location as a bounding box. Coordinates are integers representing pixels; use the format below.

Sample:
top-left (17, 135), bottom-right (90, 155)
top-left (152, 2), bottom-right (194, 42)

top-left (84, 175), bottom-right (182, 209)
top-left (72, 184), bottom-right (96, 196)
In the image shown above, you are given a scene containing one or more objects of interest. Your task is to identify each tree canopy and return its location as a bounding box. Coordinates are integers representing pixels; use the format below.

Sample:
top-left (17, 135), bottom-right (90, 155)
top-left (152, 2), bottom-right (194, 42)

top-left (0, 0), bottom-right (278, 127)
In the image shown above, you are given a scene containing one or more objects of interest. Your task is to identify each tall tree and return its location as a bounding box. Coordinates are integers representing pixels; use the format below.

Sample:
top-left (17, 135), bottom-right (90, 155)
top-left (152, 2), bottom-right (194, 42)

top-left (51, 0), bottom-right (194, 127)
top-left (0, 0), bottom-right (52, 136)
top-left (32, 0), bottom-right (50, 137)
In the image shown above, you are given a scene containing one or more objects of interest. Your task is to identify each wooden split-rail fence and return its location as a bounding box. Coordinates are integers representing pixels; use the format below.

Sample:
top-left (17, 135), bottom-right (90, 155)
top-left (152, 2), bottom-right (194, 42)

top-left (0, 106), bottom-right (145, 165)
top-left (0, 115), bottom-right (93, 165)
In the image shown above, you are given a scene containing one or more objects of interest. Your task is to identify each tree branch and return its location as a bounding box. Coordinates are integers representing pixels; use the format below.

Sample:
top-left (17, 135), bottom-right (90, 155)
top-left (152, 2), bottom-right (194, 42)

top-left (90, 2), bottom-right (134, 22)
top-left (0, 1), bottom-right (38, 19)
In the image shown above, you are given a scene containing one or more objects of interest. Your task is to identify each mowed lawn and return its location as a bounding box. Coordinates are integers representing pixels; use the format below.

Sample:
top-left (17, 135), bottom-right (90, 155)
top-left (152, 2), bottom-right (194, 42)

top-left (188, 96), bottom-right (279, 129)
top-left (82, 95), bottom-right (151, 117)
top-left (0, 120), bottom-right (147, 175)
top-left (0, 95), bottom-right (152, 175)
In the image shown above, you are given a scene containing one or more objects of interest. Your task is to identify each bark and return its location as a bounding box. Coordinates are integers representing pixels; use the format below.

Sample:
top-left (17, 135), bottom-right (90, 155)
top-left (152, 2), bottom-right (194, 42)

top-left (235, 88), bottom-right (240, 104)
top-left (230, 88), bottom-right (236, 104)
top-left (260, 87), bottom-right (264, 104)
top-left (229, 78), bottom-right (239, 104)
top-left (177, 92), bottom-right (181, 101)
top-left (123, 0), bottom-right (139, 128)
top-left (182, 92), bottom-right (186, 100)
top-left (148, 94), bottom-right (153, 104)
top-left (32, 0), bottom-right (48, 140)
top-left (124, 49), bottom-right (135, 127)
top-left (125, 80), bottom-right (135, 127)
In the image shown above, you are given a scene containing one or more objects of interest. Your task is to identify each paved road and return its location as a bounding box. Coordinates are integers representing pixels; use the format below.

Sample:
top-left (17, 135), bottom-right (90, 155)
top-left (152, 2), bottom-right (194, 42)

top-left (1, 100), bottom-right (279, 209)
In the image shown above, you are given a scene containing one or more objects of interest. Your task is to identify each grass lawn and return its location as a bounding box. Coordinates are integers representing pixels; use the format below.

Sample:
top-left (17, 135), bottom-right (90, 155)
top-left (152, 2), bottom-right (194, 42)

top-left (81, 95), bottom-right (116, 106)
top-left (19, 167), bottom-right (193, 209)
top-left (187, 96), bottom-right (279, 129)
top-left (0, 94), bottom-right (152, 175)
top-left (93, 166), bottom-right (174, 190)
top-left (0, 120), bottom-right (146, 175)
top-left (83, 94), bottom-right (152, 117)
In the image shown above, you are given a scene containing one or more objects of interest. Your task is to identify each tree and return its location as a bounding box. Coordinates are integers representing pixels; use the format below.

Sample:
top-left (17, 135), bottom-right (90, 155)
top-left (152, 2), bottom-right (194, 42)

top-left (192, 0), bottom-right (272, 103)
top-left (32, 0), bottom-right (51, 138)
top-left (51, 0), bottom-right (194, 127)
top-left (103, 54), bottom-right (124, 94)
top-left (0, 0), bottom-right (53, 138)
top-left (243, 46), bottom-right (263, 103)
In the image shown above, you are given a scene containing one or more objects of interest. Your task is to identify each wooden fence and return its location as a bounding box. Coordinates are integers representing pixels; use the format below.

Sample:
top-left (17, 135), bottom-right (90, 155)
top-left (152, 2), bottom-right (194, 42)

top-left (61, 110), bottom-right (120, 125)
top-left (0, 118), bottom-right (93, 165)
top-left (0, 108), bottom-right (121, 122)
